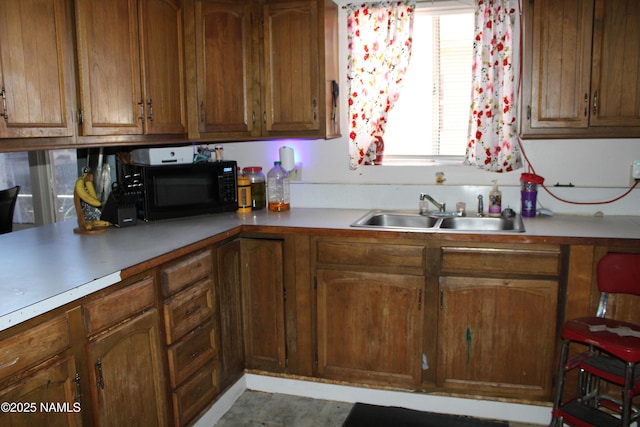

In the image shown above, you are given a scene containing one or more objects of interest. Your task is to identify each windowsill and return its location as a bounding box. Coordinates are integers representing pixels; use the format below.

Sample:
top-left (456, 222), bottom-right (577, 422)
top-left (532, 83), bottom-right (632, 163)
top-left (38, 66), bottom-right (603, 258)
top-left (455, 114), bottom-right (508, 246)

top-left (379, 156), bottom-right (465, 167)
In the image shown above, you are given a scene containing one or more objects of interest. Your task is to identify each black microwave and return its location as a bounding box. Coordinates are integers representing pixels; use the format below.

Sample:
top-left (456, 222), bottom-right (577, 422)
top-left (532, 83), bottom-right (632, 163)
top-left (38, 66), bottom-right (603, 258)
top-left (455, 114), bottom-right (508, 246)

top-left (119, 161), bottom-right (238, 221)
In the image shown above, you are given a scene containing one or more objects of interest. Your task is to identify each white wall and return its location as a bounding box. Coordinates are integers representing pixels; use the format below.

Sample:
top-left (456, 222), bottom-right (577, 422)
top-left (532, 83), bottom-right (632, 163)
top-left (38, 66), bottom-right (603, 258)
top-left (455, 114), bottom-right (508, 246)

top-left (218, 1), bottom-right (640, 216)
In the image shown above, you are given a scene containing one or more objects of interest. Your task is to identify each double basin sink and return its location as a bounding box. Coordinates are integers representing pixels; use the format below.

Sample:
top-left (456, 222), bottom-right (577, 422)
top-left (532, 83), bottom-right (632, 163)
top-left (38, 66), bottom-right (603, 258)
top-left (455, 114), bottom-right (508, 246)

top-left (351, 210), bottom-right (525, 233)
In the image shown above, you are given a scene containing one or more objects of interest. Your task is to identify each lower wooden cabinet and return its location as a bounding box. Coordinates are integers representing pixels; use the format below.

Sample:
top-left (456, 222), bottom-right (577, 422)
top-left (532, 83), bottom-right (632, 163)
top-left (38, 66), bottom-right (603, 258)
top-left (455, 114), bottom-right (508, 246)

top-left (0, 356), bottom-right (81, 427)
top-left (216, 239), bottom-right (245, 389)
top-left (316, 269), bottom-right (425, 387)
top-left (438, 276), bottom-right (558, 399)
top-left (438, 244), bottom-right (562, 400)
top-left (84, 277), bottom-right (168, 427)
top-left (240, 238), bottom-right (286, 371)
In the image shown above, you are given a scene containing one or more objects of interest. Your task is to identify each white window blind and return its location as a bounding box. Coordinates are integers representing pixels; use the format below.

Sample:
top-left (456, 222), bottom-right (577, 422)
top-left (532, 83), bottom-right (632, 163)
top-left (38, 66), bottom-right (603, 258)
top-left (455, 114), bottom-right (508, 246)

top-left (382, 4), bottom-right (474, 163)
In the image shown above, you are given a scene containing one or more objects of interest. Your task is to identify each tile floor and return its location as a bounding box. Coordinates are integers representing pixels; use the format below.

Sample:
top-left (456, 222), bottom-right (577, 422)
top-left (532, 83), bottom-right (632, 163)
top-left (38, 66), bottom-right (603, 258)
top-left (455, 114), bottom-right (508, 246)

top-left (213, 391), bottom-right (545, 427)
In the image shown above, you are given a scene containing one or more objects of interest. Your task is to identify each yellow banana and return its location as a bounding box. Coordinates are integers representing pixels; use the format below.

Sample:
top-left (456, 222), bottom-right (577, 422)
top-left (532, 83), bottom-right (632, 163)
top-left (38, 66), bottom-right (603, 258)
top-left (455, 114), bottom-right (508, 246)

top-left (86, 179), bottom-right (98, 200)
top-left (75, 176), bottom-right (101, 207)
top-left (86, 219), bottom-right (111, 230)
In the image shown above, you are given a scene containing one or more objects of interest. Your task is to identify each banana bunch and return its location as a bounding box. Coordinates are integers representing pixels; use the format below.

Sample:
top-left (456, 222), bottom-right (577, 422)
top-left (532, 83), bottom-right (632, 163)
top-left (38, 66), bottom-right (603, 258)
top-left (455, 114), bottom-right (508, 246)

top-left (75, 173), bottom-right (101, 207)
top-left (84, 219), bottom-right (111, 230)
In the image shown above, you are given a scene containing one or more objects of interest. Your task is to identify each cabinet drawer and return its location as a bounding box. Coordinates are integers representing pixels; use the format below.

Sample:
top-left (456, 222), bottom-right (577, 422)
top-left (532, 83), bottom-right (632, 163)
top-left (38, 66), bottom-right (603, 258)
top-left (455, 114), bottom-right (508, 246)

top-left (163, 279), bottom-right (214, 344)
top-left (84, 276), bottom-right (156, 336)
top-left (167, 320), bottom-right (217, 389)
top-left (0, 314), bottom-right (70, 382)
top-left (316, 240), bottom-right (425, 270)
top-left (441, 246), bottom-right (561, 276)
top-left (172, 360), bottom-right (220, 427)
top-left (161, 249), bottom-right (213, 296)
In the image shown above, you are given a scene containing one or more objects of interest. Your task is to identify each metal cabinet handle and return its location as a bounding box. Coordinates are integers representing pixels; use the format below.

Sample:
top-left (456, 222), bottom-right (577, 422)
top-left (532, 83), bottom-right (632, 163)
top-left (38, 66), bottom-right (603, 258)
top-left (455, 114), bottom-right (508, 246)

top-left (74, 373), bottom-right (82, 403)
top-left (147, 99), bottom-right (153, 122)
top-left (592, 90), bottom-right (598, 115)
top-left (1, 87), bottom-right (8, 121)
top-left (138, 100), bottom-right (145, 123)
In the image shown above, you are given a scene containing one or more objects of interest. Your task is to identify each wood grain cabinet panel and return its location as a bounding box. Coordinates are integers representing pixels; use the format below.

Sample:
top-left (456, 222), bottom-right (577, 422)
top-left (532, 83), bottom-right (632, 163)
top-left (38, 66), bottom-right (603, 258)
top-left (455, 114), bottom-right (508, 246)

top-left (0, 0), bottom-right (76, 138)
top-left (75, 0), bottom-right (185, 136)
top-left (241, 238), bottom-right (286, 371)
top-left (187, 0), bottom-right (338, 140)
top-left (0, 314), bottom-right (70, 382)
top-left (83, 276), bottom-right (155, 336)
top-left (521, 0), bottom-right (640, 137)
top-left (160, 249), bottom-right (213, 297)
top-left (163, 279), bottom-right (215, 345)
top-left (0, 356), bottom-right (82, 427)
top-left (171, 360), bottom-right (220, 427)
top-left (316, 269), bottom-right (425, 387)
top-left (86, 308), bottom-right (168, 427)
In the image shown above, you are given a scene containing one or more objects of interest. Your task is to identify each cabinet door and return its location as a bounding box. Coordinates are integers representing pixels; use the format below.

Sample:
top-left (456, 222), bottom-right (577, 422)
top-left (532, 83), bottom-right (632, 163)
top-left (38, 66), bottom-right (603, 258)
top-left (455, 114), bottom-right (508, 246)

top-left (139, 0), bottom-right (186, 134)
top-left (216, 239), bottom-right (245, 388)
top-left (262, 1), bottom-right (320, 134)
top-left (437, 276), bottom-right (558, 399)
top-left (0, 0), bottom-right (75, 138)
top-left (86, 309), bottom-right (168, 427)
top-left (241, 238), bottom-right (286, 371)
top-left (75, 0), bottom-right (143, 135)
top-left (194, 0), bottom-right (257, 137)
top-left (589, 0), bottom-right (640, 128)
top-left (525, 0), bottom-right (594, 131)
top-left (316, 269), bottom-right (425, 387)
top-left (0, 356), bottom-right (81, 427)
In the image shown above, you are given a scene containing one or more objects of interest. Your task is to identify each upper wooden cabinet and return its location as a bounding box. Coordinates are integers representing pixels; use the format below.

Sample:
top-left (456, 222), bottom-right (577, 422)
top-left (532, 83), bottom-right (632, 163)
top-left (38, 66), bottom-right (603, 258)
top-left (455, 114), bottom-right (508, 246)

top-left (521, 0), bottom-right (640, 138)
top-left (75, 0), bottom-right (186, 136)
top-left (187, 0), bottom-right (339, 140)
top-left (0, 0), bottom-right (76, 139)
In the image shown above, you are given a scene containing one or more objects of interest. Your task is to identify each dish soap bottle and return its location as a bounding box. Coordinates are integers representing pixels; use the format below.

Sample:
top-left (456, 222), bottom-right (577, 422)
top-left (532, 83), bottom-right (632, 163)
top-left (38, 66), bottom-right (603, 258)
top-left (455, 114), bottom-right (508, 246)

top-left (488, 179), bottom-right (502, 217)
top-left (267, 161), bottom-right (290, 212)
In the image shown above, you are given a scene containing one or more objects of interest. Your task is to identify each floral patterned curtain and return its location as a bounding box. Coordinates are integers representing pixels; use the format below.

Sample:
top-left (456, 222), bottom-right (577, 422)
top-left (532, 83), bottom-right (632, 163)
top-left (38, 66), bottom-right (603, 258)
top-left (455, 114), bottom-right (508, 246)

top-left (465, 0), bottom-right (522, 172)
top-left (346, 1), bottom-right (415, 169)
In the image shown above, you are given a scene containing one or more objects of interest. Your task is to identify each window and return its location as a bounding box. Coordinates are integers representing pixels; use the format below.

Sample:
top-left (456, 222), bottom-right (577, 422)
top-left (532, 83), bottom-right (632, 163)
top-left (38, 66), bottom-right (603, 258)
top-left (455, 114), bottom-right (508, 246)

top-left (0, 149), bottom-right (79, 228)
top-left (382, 3), bottom-right (474, 164)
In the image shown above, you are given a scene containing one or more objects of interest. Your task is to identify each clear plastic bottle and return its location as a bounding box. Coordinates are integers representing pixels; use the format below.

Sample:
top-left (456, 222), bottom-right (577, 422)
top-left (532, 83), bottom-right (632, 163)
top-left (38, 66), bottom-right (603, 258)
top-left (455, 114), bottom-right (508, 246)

top-left (267, 161), bottom-right (290, 212)
top-left (243, 166), bottom-right (266, 210)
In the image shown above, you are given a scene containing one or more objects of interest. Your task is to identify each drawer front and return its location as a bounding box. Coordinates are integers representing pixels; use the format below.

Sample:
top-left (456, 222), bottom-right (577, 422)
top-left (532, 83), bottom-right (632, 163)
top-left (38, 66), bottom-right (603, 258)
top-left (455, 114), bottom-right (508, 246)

top-left (163, 279), bottom-right (214, 344)
top-left (0, 314), bottom-right (70, 382)
top-left (84, 276), bottom-right (156, 336)
top-left (172, 360), bottom-right (220, 427)
top-left (441, 246), bottom-right (562, 276)
top-left (167, 321), bottom-right (217, 389)
top-left (161, 249), bottom-right (213, 296)
top-left (316, 240), bottom-right (425, 270)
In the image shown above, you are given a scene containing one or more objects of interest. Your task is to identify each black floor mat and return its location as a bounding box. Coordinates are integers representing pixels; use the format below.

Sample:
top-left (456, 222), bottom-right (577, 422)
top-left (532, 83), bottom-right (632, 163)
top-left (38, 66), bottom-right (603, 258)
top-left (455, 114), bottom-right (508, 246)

top-left (342, 403), bottom-right (509, 427)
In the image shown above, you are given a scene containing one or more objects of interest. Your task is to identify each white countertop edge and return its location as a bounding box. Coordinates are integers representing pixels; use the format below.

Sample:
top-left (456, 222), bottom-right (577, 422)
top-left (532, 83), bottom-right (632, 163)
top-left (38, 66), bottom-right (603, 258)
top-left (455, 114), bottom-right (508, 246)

top-left (0, 271), bottom-right (122, 332)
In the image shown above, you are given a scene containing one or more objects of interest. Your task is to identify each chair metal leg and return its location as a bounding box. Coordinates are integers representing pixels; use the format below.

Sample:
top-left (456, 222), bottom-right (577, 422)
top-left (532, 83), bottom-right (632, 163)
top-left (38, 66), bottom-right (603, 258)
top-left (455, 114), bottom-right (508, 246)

top-left (550, 339), bottom-right (571, 426)
top-left (621, 361), bottom-right (635, 427)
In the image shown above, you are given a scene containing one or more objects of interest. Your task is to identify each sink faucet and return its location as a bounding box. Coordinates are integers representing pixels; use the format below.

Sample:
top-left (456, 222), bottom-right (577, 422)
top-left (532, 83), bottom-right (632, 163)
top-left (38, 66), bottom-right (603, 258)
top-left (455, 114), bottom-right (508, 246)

top-left (420, 193), bottom-right (446, 212)
top-left (477, 195), bottom-right (484, 217)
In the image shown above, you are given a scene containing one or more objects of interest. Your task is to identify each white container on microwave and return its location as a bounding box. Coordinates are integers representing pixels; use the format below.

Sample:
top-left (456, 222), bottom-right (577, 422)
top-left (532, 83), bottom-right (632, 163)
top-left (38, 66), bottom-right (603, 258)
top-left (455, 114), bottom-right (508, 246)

top-left (132, 146), bottom-right (193, 165)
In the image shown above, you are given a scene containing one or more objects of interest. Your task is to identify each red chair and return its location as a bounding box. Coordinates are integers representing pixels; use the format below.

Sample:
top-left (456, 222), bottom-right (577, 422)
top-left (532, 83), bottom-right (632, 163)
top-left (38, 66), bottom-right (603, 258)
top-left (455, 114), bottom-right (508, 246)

top-left (551, 253), bottom-right (640, 427)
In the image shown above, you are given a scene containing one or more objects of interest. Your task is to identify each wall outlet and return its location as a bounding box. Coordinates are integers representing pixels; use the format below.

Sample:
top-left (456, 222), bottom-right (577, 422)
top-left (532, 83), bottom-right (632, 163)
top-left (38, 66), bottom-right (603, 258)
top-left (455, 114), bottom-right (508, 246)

top-left (633, 160), bottom-right (640, 180)
top-left (288, 163), bottom-right (302, 181)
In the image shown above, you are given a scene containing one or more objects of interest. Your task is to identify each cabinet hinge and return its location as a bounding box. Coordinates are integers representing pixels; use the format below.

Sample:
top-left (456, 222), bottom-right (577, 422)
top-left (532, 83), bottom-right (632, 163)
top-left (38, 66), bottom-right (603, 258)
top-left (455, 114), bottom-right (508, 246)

top-left (439, 289), bottom-right (444, 310)
top-left (418, 289), bottom-right (423, 311)
top-left (283, 287), bottom-right (287, 301)
top-left (77, 109), bottom-right (84, 126)
top-left (314, 353), bottom-right (318, 366)
top-left (526, 105), bottom-right (531, 121)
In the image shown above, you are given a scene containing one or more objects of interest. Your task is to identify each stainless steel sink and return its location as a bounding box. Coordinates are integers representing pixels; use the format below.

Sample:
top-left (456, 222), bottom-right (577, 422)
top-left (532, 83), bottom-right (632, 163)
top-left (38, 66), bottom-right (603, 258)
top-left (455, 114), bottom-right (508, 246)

top-left (438, 215), bottom-right (525, 232)
top-left (351, 210), bottom-right (525, 233)
top-left (351, 210), bottom-right (439, 230)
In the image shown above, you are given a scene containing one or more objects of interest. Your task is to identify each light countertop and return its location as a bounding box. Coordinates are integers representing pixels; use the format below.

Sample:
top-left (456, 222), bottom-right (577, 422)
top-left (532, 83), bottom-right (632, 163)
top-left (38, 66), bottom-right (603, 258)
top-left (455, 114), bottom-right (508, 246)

top-left (1, 208), bottom-right (639, 331)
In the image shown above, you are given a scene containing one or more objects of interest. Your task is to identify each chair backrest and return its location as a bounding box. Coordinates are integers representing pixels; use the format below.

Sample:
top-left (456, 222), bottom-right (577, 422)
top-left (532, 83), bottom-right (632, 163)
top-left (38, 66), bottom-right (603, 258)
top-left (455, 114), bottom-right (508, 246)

top-left (597, 253), bottom-right (640, 296)
top-left (0, 185), bottom-right (20, 234)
